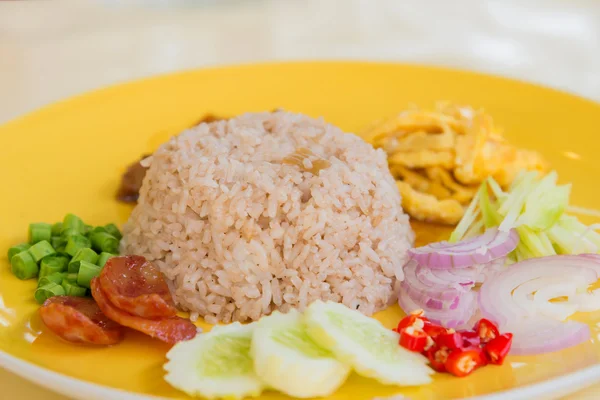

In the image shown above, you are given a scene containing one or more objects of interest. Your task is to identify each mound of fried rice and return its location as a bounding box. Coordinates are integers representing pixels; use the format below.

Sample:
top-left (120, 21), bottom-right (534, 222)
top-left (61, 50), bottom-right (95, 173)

top-left (121, 111), bottom-right (413, 323)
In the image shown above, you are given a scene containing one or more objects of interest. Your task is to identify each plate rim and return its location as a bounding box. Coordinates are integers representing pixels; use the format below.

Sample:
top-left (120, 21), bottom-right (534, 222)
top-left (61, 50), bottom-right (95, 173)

top-left (2, 61), bottom-right (600, 399)
top-left (2, 60), bottom-right (599, 129)
top-left (1, 349), bottom-right (599, 400)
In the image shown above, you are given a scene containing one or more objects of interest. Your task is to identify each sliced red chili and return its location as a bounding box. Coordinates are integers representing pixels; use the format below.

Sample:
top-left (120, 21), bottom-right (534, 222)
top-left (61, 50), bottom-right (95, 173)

top-left (435, 331), bottom-right (464, 350)
top-left (396, 313), bottom-right (429, 333)
top-left (474, 318), bottom-right (500, 344)
top-left (444, 348), bottom-right (488, 377)
top-left (399, 327), bottom-right (428, 352)
top-left (423, 323), bottom-right (447, 339)
top-left (484, 333), bottom-right (513, 365)
top-left (425, 345), bottom-right (450, 372)
top-left (458, 330), bottom-right (481, 347)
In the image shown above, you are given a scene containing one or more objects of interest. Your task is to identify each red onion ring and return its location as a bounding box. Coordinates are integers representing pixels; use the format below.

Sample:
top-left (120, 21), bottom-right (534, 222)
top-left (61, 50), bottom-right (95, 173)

top-left (478, 255), bottom-right (598, 355)
top-left (403, 261), bottom-right (464, 301)
top-left (398, 288), bottom-right (476, 329)
top-left (408, 228), bottom-right (519, 269)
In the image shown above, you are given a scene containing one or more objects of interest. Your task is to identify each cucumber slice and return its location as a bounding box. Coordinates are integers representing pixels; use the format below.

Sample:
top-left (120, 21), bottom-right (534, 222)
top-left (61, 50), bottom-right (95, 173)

top-left (251, 309), bottom-right (351, 398)
top-left (304, 300), bottom-right (433, 386)
top-left (164, 322), bottom-right (264, 399)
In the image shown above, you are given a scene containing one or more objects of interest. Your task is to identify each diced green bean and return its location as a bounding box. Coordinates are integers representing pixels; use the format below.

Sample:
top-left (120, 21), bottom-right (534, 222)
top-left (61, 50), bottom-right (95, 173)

top-left (11, 251), bottom-right (39, 280)
top-left (72, 248), bottom-right (99, 263)
top-left (61, 228), bottom-right (79, 239)
top-left (38, 272), bottom-right (68, 287)
top-left (90, 226), bottom-right (107, 235)
top-left (77, 261), bottom-right (102, 288)
top-left (34, 282), bottom-right (65, 304)
top-left (61, 280), bottom-right (87, 297)
top-left (104, 223), bottom-right (122, 240)
top-left (97, 252), bottom-right (116, 267)
top-left (51, 222), bottom-right (63, 236)
top-left (39, 256), bottom-right (69, 278)
top-left (67, 261), bottom-right (82, 273)
top-left (67, 248), bottom-right (98, 273)
top-left (29, 240), bottom-right (56, 262)
top-left (50, 236), bottom-right (65, 250)
top-left (90, 232), bottom-right (119, 254)
top-left (83, 224), bottom-right (93, 236)
top-left (65, 234), bottom-right (91, 257)
top-left (7, 243), bottom-right (31, 261)
top-left (29, 223), bottom-right (52, 244)
top-left (62, 213), bottom-right (85, 235)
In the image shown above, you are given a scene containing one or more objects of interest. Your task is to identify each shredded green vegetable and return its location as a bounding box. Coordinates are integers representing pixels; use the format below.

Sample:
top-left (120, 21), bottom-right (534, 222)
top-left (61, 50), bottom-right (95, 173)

top-left (450, 171), bottom-right (600, 261)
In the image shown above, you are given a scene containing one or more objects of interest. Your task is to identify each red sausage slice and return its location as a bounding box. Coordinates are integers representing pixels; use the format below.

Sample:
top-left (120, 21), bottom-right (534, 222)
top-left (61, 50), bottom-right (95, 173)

top-left (91, 278), bottom-right (197, 344)
top-left (39, 296), bottom-right (124, 345)
top-left (99, 255), bottom-right (177, 319)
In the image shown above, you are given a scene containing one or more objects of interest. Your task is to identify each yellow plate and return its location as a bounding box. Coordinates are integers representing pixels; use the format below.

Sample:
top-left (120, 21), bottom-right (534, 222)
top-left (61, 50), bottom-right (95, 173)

top-left (1, 62), bottom-right (600, 400)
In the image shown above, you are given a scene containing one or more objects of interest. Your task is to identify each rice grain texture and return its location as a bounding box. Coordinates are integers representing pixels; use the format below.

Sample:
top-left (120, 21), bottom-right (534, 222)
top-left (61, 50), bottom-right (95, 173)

top-left (121, 111), bottom-right (413, 323)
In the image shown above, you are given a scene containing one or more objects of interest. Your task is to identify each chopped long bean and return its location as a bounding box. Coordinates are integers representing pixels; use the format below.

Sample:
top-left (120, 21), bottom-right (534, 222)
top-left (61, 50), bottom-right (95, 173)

top-left (97, 252), bottom-right (116, 267)
top-left (65, 234), bottom-right (91, 257)
top-left (50, 236), bottom-right (65, 251)
top-left (39, 256), bottom-right (69, 279)
top-left (11, 251), bottom-right (39, 280)
top-left (90, 226), bottom-right (107, 235)
top-left (38, 272), bottom-right (68, 287)
top-left (51, 222), bottom-right (63, 236)
top-left (29, 240), bottom-right (56, 262)
top-left (34, 282), bottom-right (65, 304)
top-left (9, 213), bottom-right (122, 300)
top-left (61, 280), bottom-right (87, 297)
top-left (29, 223), bottom-right (52, 244)
top-left (61, 228), bottom-right (80, 239)
top-left (77, 261), bottom-right (102, 288)
top-left (90, 232), bottom-right (119, 254)
top-left (68, 248), bottom-right (98, 273)
top-left (62, 214), bottom-right (85, 235)
top-left (104, 223), bottom-right (122, 240)
top-left (7, 243), bottom-right (31, 261)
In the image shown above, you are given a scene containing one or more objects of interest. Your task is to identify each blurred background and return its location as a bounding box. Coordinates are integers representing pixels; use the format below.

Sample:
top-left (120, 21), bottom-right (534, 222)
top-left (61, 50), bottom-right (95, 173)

top-left (1, 0), bottom-right (600, 399)
top-left (1, 0), bottom-right (600, 124)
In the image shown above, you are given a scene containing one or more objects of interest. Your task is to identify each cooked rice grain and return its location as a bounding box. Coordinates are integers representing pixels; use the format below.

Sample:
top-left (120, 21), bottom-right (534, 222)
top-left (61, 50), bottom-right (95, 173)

top-left (121, 111), bottom-right (413, 323)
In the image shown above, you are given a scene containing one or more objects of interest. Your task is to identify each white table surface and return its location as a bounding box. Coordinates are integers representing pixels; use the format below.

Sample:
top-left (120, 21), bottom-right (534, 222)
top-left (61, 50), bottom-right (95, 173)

top-left (1, 0), bottom-right (600, 398)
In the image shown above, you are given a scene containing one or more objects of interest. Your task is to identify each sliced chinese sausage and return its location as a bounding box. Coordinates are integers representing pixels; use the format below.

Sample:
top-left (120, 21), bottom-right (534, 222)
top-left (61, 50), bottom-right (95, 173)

top-left (39, 296), bottom-right (124, 345)
top-left (91, 278), bottom-right (197, 344)
top-left (99, 255), bottom-right (177, 319)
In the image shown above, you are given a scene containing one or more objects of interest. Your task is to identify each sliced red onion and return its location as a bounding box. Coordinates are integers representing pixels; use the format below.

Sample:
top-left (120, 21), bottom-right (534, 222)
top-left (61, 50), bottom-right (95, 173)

top-left (478, 255), bottom-right (599, 355)
top-left (416, 265), bottom-right (477, 288)
top-left (408, 228), bottom-right (519, 269)
top-left (403, 261), bottom-right (464, 301)
top-left (506, 318), bottom-right (590, 356)
top-left (398, 288), bottom-right (476, 329)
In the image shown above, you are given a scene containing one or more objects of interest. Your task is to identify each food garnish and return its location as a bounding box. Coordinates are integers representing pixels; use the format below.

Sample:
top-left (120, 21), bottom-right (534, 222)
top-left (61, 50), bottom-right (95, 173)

top-left (395, 312), bottom-right (512, 377)
top-left (39, 296), bottom-right (125, 345)
top-left (303, 300), bottom-right (433, 386)
top-left (7, 213), bottom-right (122, 303)
top-left (364, 102), bottom-right (548, 224)
top-left (164, 301), bottom-right (435, 398)
top-left (408, 227), bottom-right (519, 269)
top-left (251, 309), bottom-right (350, 398)
top-left (451, 171), bottom-right (600, 261)
top-left (478, 255), bottom-right (600, 354)
top-left (398, 227), bottom-right (516, 328)
top-left (165, 322), bottom-right (265, 400)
